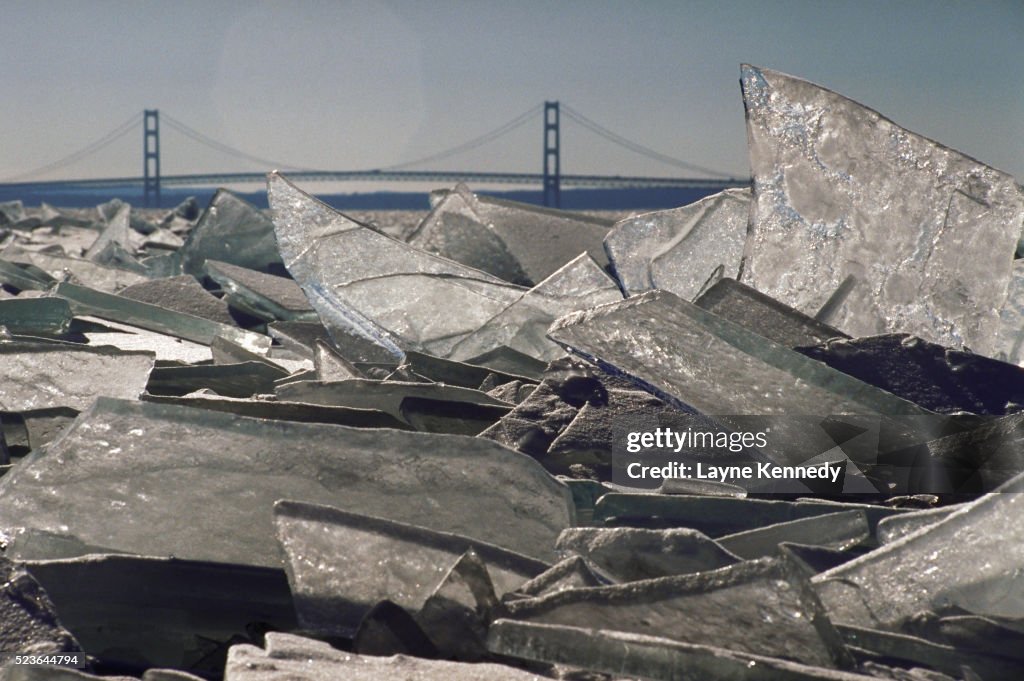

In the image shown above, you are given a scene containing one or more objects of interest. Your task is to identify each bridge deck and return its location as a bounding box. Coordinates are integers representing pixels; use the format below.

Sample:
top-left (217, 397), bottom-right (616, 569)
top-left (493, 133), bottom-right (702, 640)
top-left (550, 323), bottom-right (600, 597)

top-left (0, 170), bottom-right (750, 192)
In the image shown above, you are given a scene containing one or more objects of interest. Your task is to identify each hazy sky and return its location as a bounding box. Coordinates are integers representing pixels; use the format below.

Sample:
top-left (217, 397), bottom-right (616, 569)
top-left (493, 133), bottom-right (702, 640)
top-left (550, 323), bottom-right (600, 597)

top-left (2, 0), bottom-right (1022, 188)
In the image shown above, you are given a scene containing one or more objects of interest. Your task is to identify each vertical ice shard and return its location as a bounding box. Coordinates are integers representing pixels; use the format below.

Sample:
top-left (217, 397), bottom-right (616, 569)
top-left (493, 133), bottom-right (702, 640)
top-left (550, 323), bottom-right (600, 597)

top-left (410, 184), bottom-right (613, 286)
top-left (813, 471), bottom-right (1024, 628)
top-left (740, 64), bottom-right (1024, 357)
top-left (448, 253), bottom-right (623, 363)
top-left (84, 202), bottom-right (135, 261)
top-left (996, 259), bottom-right (1024, 366)
top-left (179, 189), bottom-right (283, 277)
top-left (268, 172), bottom-right (525, 358)
top-left (604, 187), bottom-right (750, 299)
top-left (407, 184), bottom-right (531, 285)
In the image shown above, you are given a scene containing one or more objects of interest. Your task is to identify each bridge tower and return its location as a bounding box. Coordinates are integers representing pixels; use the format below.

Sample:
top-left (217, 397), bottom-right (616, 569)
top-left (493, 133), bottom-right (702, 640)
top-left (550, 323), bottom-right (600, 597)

top-left (143, 109), bottom-right (161, 207)
top-left (542, 101), bottom-right (560, 208)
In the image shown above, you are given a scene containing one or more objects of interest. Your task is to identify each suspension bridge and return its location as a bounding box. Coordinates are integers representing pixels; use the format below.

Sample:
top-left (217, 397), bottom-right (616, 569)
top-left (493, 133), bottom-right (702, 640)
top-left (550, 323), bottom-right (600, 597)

top-left (0, 103), bottom-right (749, 208)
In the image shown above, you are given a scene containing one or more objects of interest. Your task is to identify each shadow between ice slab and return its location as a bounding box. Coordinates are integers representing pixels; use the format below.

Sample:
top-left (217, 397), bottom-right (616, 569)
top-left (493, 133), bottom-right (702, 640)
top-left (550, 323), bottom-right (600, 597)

top-left (23, 554), bottom-right (296, 675)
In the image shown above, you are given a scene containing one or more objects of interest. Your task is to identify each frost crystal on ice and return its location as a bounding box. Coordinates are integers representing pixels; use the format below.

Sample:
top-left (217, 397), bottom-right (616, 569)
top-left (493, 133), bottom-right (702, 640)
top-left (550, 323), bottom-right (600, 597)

top-left (740, 64), bottom-right (1024, 357)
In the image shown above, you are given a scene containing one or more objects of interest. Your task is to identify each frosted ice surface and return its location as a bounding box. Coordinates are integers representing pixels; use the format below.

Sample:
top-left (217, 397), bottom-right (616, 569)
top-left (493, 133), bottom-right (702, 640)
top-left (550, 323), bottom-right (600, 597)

top-left (227, 632), bottom-right (546, 681)
top-left (813, 470), bottom-right (1024, 628)
top-left (0, 398), bottom-right (571, 566)
top-left (995, 259), bottom-right (1024, 366)
top-left (449, 253), bottom-right (622, 363)
top-left (26, 252), bottom-right (148, 293)
top-left (268, 172), bottom-right (526, 359)
top-left (554, 527), bottom-right (739, 581)
top-left (0, 343), bottom-right (153, 411)
top-left (740, 65), bottom-right (1024, 358)
top-left (604, 187), bottom-right (750, 300)
top-left (273, 500), bottom-right (547, 637)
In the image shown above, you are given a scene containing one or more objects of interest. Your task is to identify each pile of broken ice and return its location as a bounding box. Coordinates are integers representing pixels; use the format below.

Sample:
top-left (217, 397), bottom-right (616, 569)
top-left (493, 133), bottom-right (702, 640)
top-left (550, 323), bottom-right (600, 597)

top-left (0, 64), bottom-right (1023, 680)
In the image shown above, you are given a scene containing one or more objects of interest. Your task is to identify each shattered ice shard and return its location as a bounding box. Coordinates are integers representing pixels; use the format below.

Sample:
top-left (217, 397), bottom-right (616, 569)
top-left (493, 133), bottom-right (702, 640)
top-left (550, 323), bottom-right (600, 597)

top-left (0, 398), bottom-right (572, 566)
top-left (273, 500), bottom-right (547, 637)
top-left (505, 556), bottom-right (851, 668)
top-left (268, 172), bottom-right (525, 358)
top-left (205, 259), bottom-right (314, 322)
top-left (0, 342), bottom-right (153, 411)
top-left (84, 202), bottom-right (136, 261)
top-left (0, 298), bottom-right (73, 336)
top-left (547, 290), bottom-right (933, 470)
top-left (716, 510), bottom-right (870, 560)
top-left (488, 621), bottom-right (877, 681)
top-left (813, 471), bottom-right (1024, 628)
top-left (448, 253), bottom-right (623, 363)
top-left (118, 274), bottom-right (237, 326)
top-left (740, 64), bottom-right (1024, 357)
top-left (603, 187), bottom-right (750, 300)
top-left (179, 189), bottom-right (284, 276)
top-left (54, 281), bottom-right (269, 353)
top-left (996, 259), bottom-right (1024, 366)
top-left (25, 251), bottom-right (148, 293)
top-left (695, 277), bottom-right (848, 349)
top-left (409, 183), bottom-right (613, 286)
top-left (274, 378), bottom-right (511, 424)
top-left (226, 632), bottom-right (546, 681)
top-left (554, 527), bottom-right (739, 581)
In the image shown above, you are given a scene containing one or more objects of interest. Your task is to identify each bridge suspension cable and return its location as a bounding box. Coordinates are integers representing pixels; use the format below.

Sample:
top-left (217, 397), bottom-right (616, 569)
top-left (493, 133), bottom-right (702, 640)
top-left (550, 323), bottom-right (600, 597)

top-left (160, 113), bottom-right (308, 172)
top-left (560, 103), bottom-right (733, 178)
top-left (0, 112), bottom-right (143, 182)
top-left (383, 104), bottom-right (544, 171)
